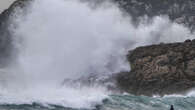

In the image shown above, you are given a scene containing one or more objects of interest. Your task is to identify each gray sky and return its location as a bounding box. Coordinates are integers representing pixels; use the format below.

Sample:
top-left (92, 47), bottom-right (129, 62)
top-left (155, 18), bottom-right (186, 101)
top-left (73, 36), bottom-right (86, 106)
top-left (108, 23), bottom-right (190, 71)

top-left (0, 0), bottom-right (16, 12)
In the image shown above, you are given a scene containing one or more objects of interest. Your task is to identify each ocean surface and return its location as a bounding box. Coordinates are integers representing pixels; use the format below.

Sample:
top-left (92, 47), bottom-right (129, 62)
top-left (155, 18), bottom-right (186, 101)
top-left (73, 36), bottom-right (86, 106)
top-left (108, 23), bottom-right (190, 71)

top-left (0, 93), bottom-right (195, 110)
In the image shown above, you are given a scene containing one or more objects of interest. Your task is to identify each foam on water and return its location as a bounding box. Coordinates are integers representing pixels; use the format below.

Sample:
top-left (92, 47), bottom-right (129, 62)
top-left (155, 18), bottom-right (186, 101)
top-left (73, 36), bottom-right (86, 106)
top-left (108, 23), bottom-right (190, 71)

top-left (0, 0), bottom-right (194, 109)
top-left (0, 86), bottom-right (108, 109)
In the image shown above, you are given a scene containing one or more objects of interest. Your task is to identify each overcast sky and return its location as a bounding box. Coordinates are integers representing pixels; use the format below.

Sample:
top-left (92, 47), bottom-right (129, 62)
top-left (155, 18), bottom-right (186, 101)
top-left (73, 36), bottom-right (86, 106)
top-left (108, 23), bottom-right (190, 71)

top-left (0, 0), bottom-right (16, 12)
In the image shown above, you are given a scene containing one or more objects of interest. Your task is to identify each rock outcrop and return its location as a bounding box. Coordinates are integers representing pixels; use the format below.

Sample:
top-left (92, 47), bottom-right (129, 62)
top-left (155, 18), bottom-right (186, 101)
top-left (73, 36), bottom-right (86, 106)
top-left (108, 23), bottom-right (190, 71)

top-left (117, 39), bottom-right (195, 96)
top-left (0, 0), bottom-right (31, 67)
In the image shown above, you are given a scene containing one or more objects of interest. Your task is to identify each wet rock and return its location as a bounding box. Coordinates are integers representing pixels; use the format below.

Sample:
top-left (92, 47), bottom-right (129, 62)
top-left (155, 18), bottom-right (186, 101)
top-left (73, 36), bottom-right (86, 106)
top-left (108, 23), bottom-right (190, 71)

top-left (0, 0), bottom-right (31, 67)
top-left (117, 40), bottom-right (195, 96)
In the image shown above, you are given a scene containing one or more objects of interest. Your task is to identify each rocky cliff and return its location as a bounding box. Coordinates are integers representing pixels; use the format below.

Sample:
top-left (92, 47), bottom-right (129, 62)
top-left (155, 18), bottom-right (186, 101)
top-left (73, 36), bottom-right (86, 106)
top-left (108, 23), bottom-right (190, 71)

top-left (114, 0), bottom-right (195, 31)
top-left (0, 0), bottom-right (31, 67)
top-left (117, 39), bottom-right (195, 96)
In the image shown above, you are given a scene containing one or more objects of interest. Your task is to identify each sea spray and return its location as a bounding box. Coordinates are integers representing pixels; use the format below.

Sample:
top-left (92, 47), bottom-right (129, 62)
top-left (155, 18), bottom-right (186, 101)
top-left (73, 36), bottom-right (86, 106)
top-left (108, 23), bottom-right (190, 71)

top-left (0, 0), bottom-right (194, 109)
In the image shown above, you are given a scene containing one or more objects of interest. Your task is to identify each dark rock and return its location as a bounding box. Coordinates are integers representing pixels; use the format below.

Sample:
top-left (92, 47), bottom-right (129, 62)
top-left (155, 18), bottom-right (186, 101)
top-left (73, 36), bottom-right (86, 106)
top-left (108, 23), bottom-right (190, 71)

top-left (185, 39), bottom-right (191, 43)
top-left (0, 0), bottom-right (31, 67)
top-left (113, 0), bottom-right (195, 31)
top-left (116, 40), bottom-right (195, 96)
top-left (62, 73), bottom-right (119, 92)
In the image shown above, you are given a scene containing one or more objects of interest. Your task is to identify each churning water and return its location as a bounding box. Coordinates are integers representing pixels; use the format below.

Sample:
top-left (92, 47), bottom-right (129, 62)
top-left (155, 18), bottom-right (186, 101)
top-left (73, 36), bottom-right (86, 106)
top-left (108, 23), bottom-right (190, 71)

top-left (0, 0), bottom-right (195, 109)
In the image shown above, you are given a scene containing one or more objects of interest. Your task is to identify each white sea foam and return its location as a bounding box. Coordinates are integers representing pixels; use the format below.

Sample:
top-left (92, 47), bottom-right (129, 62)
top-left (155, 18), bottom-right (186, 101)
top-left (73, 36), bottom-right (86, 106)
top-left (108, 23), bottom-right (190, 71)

top-left (0, 86), bottom-right (108, 108)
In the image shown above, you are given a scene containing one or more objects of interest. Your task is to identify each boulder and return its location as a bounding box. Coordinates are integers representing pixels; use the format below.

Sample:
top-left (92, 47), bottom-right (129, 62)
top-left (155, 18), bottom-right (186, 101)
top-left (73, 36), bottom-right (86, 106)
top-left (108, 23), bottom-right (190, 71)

top-left (117, 40), bottom-right (195, 96)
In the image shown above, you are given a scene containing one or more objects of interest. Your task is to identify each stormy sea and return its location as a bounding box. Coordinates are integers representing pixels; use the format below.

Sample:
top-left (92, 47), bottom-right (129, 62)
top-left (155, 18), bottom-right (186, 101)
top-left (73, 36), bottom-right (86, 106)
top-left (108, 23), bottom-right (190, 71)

top-left (0, 0), bottom-right (195, 110)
